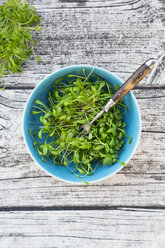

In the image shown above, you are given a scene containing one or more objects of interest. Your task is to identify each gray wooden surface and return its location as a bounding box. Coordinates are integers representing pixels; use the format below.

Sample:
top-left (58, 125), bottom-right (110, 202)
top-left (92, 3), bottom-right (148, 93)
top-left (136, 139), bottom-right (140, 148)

top-left (0, 0), bottom-right (165, 247)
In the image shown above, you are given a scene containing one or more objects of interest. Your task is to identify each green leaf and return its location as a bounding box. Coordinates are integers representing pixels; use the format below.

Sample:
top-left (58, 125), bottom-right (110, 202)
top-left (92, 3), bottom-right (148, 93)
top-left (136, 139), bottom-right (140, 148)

top-left (31, 110), bottom-right (42, 114)
top-left (78, 179), bottom-right (89, 185)
top-left (80, 143), bottom-right (91, 149)
top-left (73, 152), bottom-right (80, 163)
top-left (88, 132), bottom-right (93, 140)
top-left (66, 131), bottom-right (73, 141)
top-left (44, 112), bottom-right (51, 118)
top-left (36, 147), bottom-right (44, 156)
top-left (107, 128), bottom-right (116, 135)
top-left (56, 106), bottom-right (62, 115)
top-left (94, 145), bottom-right (105, 151)
top-left (36, 55), bottom-right (42, 61)
top-left (105, 143), bottom-right (110, 152)
top-left (71, 141), bottom-right (80, 147)
top-left (64, 100), bottom-right (71, 106)
top-left (103, 156), bottom-right (113, 166)
top-left (128, 136), bottom-right (132, 144)
top-left (98, 81), bottom-right (106, 90)
top-left (34, 99), bottom-right (45, 107)
top-left (43, 145), bottom-right (48, 156)
top-left (38, 129), bottom-right (43, 139)
top-left (64, 159), bottom-right (68, 166)
top-left (118, 132), bottom-right (123, 139)
top-left (99, 127), bottom-right (104, 134)
top-left (60, 142), bottom-right (65, 149)
top-left (41, 156), bottom-right (46, 162)
top-left (109, 139), bottom-right (115, 147)
top-left (49, 146), bottom-right (61, 155)
top-left (77, 168), bottom-right (85, 175)
top-left (50, 129), bottom-right (56, 137)
top-left (101, 133), bottom-right (107, 140)
top-left (109, 148), bottom-right (114, 154)
top-left (119, 161), bottom-right (127, 167)
top-left (115, 83), bottom-right (120, 90)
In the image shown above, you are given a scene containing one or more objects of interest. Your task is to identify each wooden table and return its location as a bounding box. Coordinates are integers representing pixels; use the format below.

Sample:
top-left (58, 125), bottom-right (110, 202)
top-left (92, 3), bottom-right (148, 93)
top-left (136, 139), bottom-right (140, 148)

top-left (0, 0), bottom-right (165, 247)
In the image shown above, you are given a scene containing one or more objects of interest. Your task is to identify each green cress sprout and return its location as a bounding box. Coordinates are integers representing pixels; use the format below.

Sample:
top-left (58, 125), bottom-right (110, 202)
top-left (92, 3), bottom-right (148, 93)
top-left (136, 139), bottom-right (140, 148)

top-left (29, 70), bottom-right (131, 181)
top-left (0, 0), bottom-right (41, 89)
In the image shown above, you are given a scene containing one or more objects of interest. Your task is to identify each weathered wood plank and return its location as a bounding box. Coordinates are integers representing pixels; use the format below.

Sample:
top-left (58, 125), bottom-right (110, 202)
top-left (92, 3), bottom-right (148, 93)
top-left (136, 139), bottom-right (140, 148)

top-left (0, 209), bottom-right (165, 248)
top-left (0, 170), bottom-right (165, 207)
top-left (30, 0), bottom-right (165, 10)
top-left (0, 88), bottom-right (164, 207)
top-left (1, 0), bottom-right (165, 88)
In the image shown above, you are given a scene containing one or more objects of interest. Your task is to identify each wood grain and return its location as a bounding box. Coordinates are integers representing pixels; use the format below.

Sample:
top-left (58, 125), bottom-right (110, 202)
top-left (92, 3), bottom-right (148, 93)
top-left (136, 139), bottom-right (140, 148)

top-left (0, 209), bottom-right (165, 248)
top-left (1, 0), bottom-right (165, 88)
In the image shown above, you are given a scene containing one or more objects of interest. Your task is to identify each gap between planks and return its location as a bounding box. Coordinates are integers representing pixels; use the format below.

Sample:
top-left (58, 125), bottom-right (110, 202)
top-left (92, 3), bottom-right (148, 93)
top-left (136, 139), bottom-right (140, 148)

top-left (0, 206), bottom-right (165, 212)
top-left (3, 84), bottom-right (165, 90)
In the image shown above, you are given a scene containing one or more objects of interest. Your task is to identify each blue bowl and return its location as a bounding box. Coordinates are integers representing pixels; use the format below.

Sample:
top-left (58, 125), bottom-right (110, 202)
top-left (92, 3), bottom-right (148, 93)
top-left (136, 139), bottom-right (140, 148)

top-left (22, 65), bottom-right (141, 184)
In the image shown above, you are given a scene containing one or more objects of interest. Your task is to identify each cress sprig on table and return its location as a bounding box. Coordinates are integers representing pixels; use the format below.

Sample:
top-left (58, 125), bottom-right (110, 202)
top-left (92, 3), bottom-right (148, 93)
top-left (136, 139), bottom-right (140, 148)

top-left (29, 70), bottom-right (129, 179)
top-left (0, 0), bottom-right (41, 88)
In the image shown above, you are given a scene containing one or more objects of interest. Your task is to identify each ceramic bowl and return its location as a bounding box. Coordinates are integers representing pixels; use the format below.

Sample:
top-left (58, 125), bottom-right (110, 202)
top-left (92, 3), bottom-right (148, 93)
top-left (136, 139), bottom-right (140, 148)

top-left (22, 65), bottom-right (141, 184)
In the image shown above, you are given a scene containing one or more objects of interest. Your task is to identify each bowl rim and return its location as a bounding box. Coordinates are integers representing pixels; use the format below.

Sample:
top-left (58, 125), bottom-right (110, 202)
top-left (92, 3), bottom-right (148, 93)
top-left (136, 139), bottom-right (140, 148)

top-left (22, 64), bottom-right (141, 184)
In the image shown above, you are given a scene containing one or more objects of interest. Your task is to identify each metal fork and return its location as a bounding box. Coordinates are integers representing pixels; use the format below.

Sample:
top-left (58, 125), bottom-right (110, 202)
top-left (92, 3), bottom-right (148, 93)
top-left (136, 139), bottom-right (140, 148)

top-left (77, 58), bottom-right (156, 137)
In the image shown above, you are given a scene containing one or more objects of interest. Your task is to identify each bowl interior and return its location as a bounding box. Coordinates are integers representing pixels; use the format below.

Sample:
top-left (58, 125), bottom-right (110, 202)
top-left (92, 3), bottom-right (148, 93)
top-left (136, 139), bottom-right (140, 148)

top-left (23, 65), bottom-right (141, 183)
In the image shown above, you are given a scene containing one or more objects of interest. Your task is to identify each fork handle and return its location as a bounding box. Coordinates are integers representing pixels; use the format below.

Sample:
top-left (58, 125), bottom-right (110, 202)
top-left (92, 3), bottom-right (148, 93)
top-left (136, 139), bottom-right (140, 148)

top-left (103, 58), bottom-right (156, 112)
